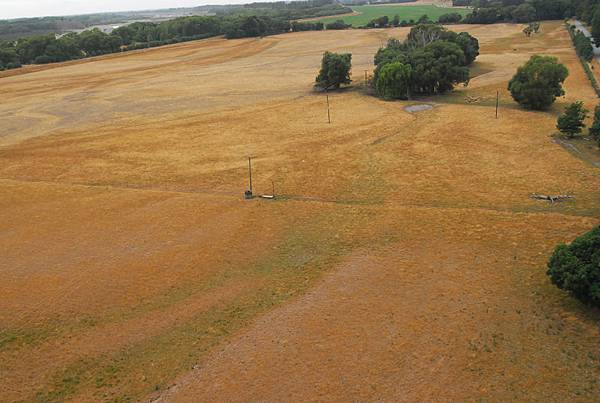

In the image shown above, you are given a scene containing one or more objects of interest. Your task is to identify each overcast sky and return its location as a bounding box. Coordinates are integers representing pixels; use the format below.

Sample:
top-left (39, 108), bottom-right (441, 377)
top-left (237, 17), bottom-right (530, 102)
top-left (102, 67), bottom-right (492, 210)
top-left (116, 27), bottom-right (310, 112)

top-left (0, 0), bottom-right (263, 20)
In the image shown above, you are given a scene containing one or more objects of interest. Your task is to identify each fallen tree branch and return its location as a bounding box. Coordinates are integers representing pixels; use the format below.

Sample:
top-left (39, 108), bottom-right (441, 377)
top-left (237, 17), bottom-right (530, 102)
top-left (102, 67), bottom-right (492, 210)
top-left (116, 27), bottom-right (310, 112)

top-left (530, 193), bottom-right (575, 203)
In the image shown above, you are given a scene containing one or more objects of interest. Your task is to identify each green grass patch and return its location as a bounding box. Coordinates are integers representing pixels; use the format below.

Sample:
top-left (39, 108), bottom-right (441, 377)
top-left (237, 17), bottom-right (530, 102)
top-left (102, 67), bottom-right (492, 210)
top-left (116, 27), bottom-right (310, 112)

top-left (315, 5), bottom-right (470, 27)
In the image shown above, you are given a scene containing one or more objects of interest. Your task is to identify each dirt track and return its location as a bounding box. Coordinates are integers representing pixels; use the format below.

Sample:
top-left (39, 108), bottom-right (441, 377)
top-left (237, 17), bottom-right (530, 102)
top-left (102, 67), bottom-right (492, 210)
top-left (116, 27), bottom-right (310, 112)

top-left (1, 23), bottom-right (600, 402)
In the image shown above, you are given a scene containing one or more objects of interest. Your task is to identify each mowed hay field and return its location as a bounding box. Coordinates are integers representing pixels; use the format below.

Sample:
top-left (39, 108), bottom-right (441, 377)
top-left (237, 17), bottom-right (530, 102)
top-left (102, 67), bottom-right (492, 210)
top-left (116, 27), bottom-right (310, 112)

top-left (1, 21), bottom-right (600, 402)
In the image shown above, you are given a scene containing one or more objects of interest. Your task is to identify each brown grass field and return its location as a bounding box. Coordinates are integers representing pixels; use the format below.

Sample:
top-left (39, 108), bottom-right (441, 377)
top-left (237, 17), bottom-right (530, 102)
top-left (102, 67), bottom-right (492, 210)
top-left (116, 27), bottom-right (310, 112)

top-left (1, 22), bottom-right (600, 402)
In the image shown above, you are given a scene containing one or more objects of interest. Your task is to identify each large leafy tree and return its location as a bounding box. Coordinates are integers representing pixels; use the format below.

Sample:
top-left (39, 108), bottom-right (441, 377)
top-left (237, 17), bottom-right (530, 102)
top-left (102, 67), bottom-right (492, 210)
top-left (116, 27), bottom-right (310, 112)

top-left (556, 101), bottom-right (588, 138)
top-left (375, 61), bottom-right (412, 100)
top-left (406, 24), bottom-right (478, 65)
top-left (315, 51), bottom-right (352, 90)
top-left (508, 55), bottom-right (569, 110)
top-left (409, 41), bottom-right (469, 94)
top-left (547, 226), bottom-right (600, 307)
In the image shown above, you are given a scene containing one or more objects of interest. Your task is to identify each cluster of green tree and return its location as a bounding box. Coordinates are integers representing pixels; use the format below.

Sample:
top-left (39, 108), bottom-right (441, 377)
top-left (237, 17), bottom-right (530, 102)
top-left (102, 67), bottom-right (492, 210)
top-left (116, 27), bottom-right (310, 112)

top-left (223, 16), bottom-right (292, 38)
top-left (111, 17), bottom-right (223, 45)
top-left (315, 51), bottom-right (352, 89)
top-left (0, 40), bottom-right (21, 69)
top-left (565, 23), bottom-right (600, 98)
top-left (458, 0), bottom-right (574, 24)
top-left (438, 13), bottom-right (464, 24)
top-left (366, 15), bottom-right (394, 28)
top-left (364, 13), bottom-right (462, 29)
top-left (547, 225), bottom-right (600, 308)
top-left (569, 25), bottom-right (594, 61)
top-left (508, 55), bottom-right (569, 110)
top-left (291, 21), bottom-right (325, 31)
top-left (579, 0), bottom-right (600, 25)
top-left (371, 24), bottom-right (479, 99)
top-left (1, 29), bottom-right (120, 69)
top-left (325, 20), bottom-right (352, 30)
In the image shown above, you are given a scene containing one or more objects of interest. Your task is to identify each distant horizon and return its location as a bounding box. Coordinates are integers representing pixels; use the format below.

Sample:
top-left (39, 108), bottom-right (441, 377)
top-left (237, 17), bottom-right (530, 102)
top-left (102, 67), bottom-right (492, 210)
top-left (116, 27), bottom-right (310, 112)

top-left (0, 0), bottom-right (282, 20)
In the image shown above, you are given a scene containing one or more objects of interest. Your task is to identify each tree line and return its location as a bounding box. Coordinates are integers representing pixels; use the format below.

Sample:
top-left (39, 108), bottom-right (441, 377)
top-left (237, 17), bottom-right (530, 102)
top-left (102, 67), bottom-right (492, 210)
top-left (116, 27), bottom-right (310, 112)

top-left (453, 0), bottom-right (600, 24)
top-left (0, 0), bottom-right (350, 71)
top-left (364, 13), bottom-right (464, 29)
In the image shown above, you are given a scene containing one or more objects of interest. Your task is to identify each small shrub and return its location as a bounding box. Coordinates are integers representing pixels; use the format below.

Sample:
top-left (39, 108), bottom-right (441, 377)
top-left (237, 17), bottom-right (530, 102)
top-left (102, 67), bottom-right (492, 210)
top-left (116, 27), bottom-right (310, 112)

top-left (375, 61), bottom-right (412, 100)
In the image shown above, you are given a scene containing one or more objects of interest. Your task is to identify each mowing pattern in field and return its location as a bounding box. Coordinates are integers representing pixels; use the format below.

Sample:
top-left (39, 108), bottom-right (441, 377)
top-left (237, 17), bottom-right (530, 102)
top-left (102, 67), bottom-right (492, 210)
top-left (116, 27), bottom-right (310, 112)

top-left (316, 5), bottom-right (470, 26)
top-left (0, 22), bottom-right (599, 402)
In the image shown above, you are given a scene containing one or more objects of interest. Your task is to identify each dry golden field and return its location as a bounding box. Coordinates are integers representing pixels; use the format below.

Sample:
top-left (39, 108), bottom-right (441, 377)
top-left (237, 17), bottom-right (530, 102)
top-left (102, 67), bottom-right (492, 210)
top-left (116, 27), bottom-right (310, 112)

top-left (1, 22), bottom-right (599, 402)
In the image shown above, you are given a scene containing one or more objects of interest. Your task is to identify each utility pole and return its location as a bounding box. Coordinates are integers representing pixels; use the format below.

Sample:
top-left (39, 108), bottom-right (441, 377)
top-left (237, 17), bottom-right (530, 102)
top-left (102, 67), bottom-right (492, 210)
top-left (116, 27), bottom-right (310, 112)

top-left (495, 90), bottom-right (499, 119)
top-left (248, 157), bottom-right (253, 194)
top-left (245, 157), bottom-right (253, 199)
top-left (326, 90), bottom-right (331, 124)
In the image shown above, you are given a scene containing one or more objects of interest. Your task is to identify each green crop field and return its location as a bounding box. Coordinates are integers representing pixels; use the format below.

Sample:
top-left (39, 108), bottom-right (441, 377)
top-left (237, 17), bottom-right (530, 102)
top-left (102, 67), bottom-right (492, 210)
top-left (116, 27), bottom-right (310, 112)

top-left (315, 5), bottom-right (470, 27)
